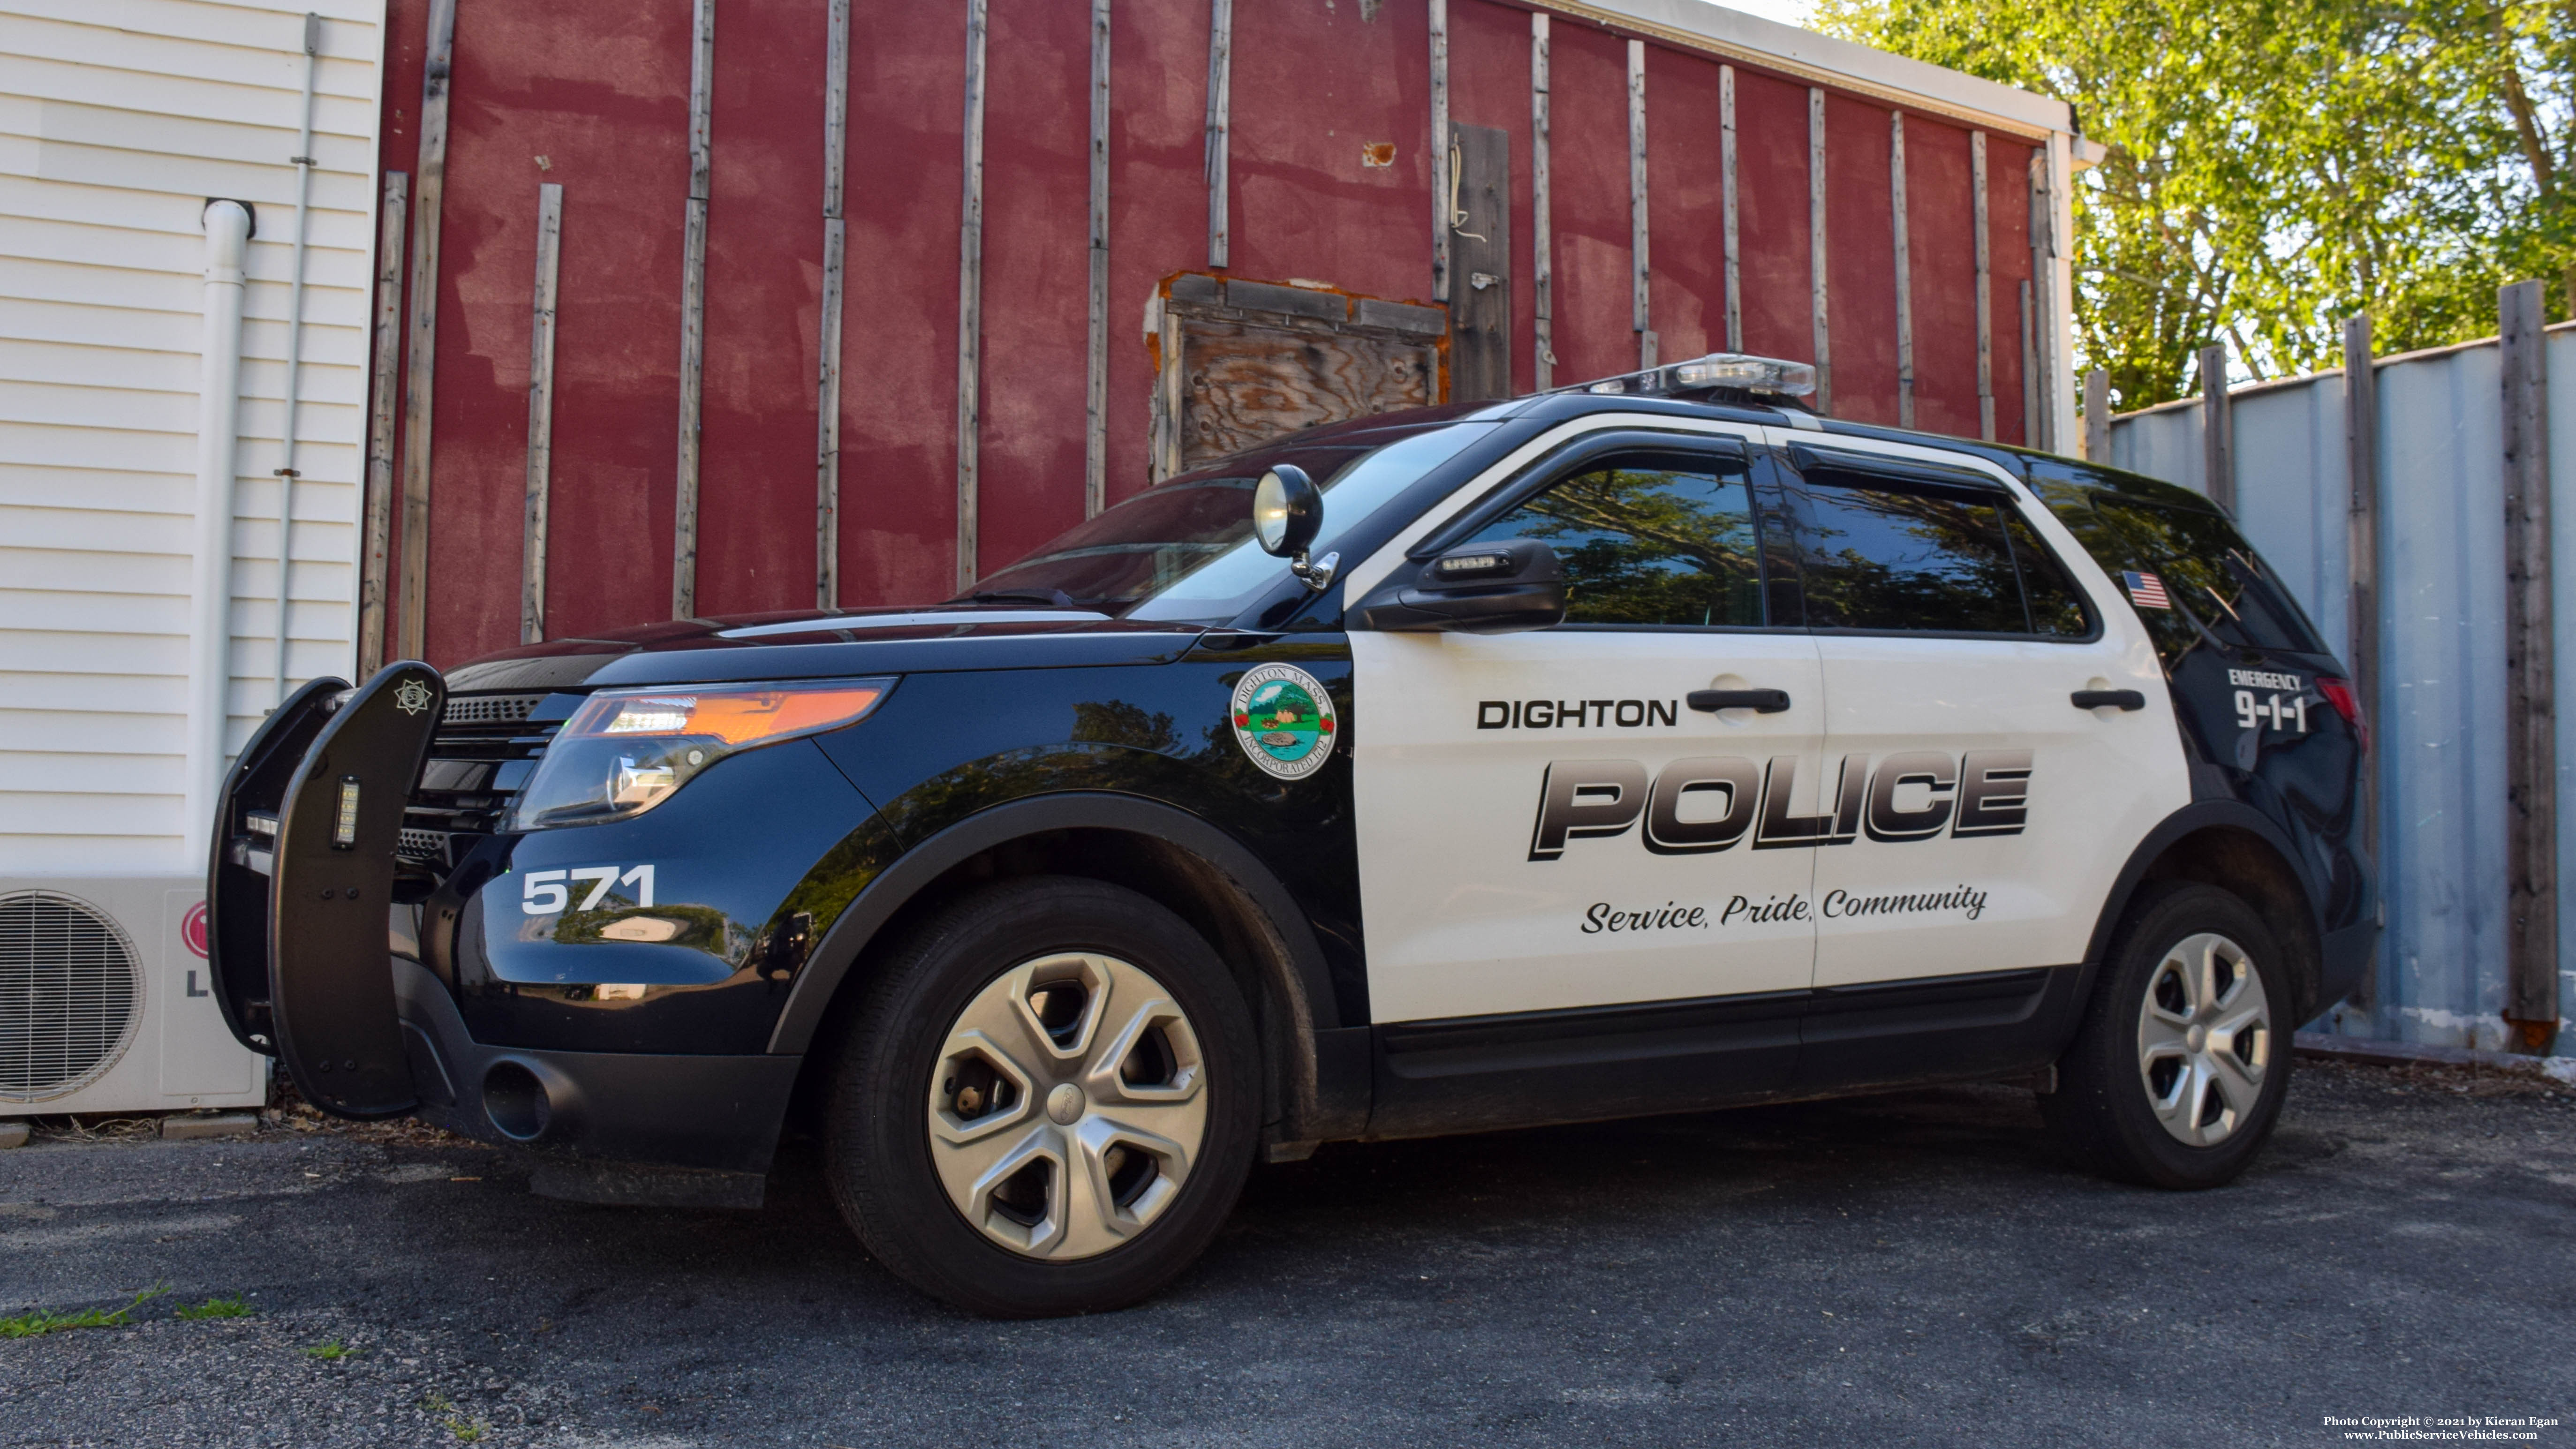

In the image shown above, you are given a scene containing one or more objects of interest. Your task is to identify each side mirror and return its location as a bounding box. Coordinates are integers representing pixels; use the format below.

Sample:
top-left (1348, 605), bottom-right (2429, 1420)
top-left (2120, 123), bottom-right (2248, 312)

top-left (1355, 539), bottom-right (1568, 634)
top-left (1253, 465), bottom-right (1336, 592)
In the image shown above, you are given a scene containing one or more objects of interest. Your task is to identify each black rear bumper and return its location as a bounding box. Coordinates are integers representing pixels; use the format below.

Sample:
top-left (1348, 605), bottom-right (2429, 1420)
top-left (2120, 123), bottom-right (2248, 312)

top-left (2319, 918), bottom-right (2379, 1015)
top-left (392, 957), bottom-right (799, 1175)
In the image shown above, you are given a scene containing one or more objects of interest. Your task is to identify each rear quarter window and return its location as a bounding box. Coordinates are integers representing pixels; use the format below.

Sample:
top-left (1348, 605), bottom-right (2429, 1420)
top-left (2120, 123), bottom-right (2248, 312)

top-left (2032, 480), bottom-right (2328, 661)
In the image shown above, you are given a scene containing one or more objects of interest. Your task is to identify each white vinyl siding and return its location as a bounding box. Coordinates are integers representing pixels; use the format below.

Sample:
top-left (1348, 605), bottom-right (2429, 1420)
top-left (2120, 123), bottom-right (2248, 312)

top-left (0, 0), bottom-right (385, 875)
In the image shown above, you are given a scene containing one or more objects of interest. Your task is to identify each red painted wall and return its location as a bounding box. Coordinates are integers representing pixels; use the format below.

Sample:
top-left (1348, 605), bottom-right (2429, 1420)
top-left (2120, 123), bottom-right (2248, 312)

top-left (373, 0), bottom-right (2054, 667)
top-left (1902, 111), bottom-right (1979, 441)
top-left (698, 0), bottom-right (829, 619)
top-left (1730, 64), bottom-right (1813, 366)
top-left (1822, 91), bottom-right (1896, 426)
top-left (1642, 43), bottom-right (1725, 362)
top-left (1541, 22), bottom-right (1635, 387)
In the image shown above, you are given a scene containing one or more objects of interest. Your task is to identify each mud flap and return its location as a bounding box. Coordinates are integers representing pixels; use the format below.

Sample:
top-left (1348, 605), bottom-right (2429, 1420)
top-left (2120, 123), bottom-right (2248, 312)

top-left (205, 675), bottom-right (349, 1053)
top-left (267, 663), bottom-right (447, 1118)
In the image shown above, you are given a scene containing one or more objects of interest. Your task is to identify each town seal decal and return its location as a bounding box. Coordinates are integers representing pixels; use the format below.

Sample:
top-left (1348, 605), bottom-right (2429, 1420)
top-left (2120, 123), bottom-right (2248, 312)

top-left (1230, 664), bottom-right (1337, 780)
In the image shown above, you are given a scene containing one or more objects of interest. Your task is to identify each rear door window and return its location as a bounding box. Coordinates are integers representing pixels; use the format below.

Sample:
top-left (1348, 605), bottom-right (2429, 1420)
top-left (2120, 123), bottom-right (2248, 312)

top-left (1791, 479), bottom-right (2032, 635)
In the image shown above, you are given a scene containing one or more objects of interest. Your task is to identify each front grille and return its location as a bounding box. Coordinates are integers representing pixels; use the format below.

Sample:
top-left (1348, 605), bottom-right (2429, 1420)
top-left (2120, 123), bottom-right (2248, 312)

top-left (406, 691), bottom-right (584, 866)
top-left (443, 693), bottom-right (546, 728)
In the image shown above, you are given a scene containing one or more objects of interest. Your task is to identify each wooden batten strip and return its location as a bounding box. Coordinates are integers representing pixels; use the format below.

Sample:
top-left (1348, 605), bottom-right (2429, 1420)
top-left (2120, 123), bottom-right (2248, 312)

top-left (1972, 130), bottom-right (1992, 441)
top-left (1889, 110), bottom-right (1912, 429)
top-left (2198, 343), bottom-right (2232, 511)
top-left (1087, 0), bottom-right (1111, 517)
top-left (2018, 279), bottom-right (2036, 443)
top-left (957, 0), bottom-right (989, 589)
top-left (672, 0), bottom-right (715, 619)
top-left (1430, 0), bottom-right (1450, 304)
top-left (1530, 12), bottom-right (1552, 390)
top-left (358, 170), bottom-right (406, 678)
top-left (2082, 368), bottom-right (2108, 462)
top-left (816, 0), bottom-right (849, 608)
top-left (2499, 279), bottom-right (2559, 1034)
top-left (396, 0), bottom-right (455, 663)
top-left (1720, 65), bottom-right (1740, 354)
top-left (1807, 87), bottom-right (1829, 415)
top-left (1205, 0), bottom-right (1230, 270)
top-left (1628, 39), bottom-right (1650, 369)
top-left (2341, 313), bottom-right (2380, 1008)
top-left (2026, 152), bottom-right (2054, 452)
top-left (522, 182), bottom-right (562, 644)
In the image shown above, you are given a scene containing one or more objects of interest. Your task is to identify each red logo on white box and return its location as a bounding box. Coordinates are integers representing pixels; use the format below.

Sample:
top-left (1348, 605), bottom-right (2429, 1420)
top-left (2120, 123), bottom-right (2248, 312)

top-left (181, 900), bottom-right (209, 959)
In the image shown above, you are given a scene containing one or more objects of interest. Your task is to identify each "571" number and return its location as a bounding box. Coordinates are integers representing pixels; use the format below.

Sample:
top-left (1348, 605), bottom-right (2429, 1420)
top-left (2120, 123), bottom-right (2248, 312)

top-left (521, 864), bottom-right (656, 915)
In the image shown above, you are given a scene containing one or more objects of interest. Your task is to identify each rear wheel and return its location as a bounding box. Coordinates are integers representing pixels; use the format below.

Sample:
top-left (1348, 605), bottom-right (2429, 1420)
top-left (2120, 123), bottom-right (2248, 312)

top-left (2042, 882), bottom-right (2292, 1189)
top-left (823, 877), bottom-right (1259, 1316)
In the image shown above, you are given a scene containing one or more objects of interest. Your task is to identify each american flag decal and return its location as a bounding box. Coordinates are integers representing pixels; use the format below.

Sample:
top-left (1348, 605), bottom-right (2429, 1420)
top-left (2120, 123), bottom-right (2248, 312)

top-left (2123, 571), bottom-right (2171, 609)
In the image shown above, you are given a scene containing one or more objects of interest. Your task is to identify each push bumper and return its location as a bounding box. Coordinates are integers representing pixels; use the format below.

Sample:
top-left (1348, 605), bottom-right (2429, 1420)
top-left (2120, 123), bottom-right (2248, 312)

top-left (393, 957), bottom-right (799, 1176)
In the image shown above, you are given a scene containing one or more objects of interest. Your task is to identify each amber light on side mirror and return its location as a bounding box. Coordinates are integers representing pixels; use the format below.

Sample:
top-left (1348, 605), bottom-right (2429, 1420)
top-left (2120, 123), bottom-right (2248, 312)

top-left (1354, 539), bottom-right (1569, 635)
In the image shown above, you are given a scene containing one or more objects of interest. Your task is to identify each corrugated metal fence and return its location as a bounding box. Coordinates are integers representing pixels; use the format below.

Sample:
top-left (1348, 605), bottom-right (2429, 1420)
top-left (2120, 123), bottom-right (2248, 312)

top-left (2106, 313), bottom-right (2576, 1061)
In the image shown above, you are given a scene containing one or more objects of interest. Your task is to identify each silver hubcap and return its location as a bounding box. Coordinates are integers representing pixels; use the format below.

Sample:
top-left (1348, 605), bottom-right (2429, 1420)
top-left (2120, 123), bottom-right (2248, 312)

top-left (2136, 931), bottom-right (2271, 1147)
top-left (927, 952), bottom-right (1208, 1259)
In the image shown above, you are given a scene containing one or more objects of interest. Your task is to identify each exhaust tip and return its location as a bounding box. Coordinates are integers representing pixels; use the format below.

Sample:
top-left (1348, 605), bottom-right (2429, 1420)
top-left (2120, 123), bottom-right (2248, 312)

top-left (481, 1060), bottom-right (551, 1140)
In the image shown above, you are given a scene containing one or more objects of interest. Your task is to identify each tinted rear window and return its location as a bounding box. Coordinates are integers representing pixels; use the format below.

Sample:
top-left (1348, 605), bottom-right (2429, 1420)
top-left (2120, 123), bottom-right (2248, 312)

top-left (1794, 482), bottom-right (2032, 634)
top-left (2050, 492), bottom-right (2328, 659)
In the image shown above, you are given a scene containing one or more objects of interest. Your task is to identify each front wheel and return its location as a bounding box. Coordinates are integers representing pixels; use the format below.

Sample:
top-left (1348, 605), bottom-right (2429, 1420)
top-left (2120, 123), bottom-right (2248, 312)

top-left (823, 877), bottom-right (1260, 1316)
top-left (2041, 881), bottom-right (2293, 1189)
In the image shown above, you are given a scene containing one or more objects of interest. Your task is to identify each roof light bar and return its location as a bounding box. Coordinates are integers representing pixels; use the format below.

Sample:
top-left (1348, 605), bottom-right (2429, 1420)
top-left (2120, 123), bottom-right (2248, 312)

top-left (1553, 352), bottom-right (1818, 401)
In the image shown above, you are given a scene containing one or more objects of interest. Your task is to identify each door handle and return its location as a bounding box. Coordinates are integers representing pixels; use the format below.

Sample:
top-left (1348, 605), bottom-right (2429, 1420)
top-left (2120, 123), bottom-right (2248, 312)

top-left (2071, 689), bottom-right (2146, 711)
top-left (1688, 688), bottom-right (1792, 714)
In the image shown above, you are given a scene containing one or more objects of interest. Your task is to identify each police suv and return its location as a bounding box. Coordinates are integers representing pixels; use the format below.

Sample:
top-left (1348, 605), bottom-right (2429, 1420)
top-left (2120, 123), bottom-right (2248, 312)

top-left (209, 354), bottom-right (2373, 1317)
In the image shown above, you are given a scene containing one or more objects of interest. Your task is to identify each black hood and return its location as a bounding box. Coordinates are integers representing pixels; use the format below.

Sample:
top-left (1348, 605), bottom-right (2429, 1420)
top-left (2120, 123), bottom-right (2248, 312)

top-left (440, 605), bottom-right (1208, 694)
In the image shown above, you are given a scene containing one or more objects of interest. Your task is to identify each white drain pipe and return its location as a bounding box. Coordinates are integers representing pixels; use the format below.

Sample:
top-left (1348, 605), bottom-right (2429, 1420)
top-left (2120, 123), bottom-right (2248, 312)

top-left (270, 13), bottom-right (323, 706)
top-left (185, 198), bottom-right (253, 865)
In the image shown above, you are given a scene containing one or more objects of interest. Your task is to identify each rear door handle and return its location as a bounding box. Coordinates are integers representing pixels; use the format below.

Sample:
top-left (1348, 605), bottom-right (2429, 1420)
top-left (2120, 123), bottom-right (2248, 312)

top-left (1688, 688), bottom-right (1792, 714)
top-left (2071, 689), bottom-right (2146, 711)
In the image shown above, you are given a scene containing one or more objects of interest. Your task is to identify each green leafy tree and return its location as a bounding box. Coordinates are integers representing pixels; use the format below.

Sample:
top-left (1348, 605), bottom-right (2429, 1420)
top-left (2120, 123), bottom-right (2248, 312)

top-left (1814, 0), bottom-right (2575, 409)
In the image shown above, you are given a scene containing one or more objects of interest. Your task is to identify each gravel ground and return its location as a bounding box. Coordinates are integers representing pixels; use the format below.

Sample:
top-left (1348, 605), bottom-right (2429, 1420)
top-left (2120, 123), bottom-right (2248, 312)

top-left (1, 1057), bottom-right (2570, 1449)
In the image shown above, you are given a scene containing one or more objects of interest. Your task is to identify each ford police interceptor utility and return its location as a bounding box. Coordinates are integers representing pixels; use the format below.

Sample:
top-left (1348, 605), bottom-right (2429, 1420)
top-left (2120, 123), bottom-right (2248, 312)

top-left (207, 353), bottom-right (2373, 1317)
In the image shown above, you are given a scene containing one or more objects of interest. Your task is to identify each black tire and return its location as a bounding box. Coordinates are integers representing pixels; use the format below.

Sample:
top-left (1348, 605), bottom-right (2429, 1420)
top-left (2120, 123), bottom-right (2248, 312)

top-left (2041, 881), bottom-right (2295, 1189)
top-left (823, 876), bottom-right (1260, 1316)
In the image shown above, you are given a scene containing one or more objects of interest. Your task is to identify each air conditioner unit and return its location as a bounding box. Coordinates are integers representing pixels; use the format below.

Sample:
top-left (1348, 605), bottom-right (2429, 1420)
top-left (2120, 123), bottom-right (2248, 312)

top-left (0, 875), bottom-right (268, 1118)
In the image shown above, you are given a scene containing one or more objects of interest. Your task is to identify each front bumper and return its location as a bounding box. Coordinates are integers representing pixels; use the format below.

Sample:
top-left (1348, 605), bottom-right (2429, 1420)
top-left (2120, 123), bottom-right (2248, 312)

top-left (393, 957), bottom-right (799, 1175)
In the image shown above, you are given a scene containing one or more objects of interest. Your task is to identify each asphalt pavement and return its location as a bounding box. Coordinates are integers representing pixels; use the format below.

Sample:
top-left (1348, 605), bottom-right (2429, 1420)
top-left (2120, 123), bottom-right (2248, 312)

top-left (2, 1057), bottom-right (2570, 1448)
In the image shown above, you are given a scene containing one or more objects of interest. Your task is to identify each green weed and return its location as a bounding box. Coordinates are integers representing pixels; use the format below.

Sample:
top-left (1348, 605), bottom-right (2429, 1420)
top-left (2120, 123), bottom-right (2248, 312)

top-left (0, 1284), bottom-right (167, 1338)
top-left (448, 1416), bottom-right (489, 1442)
top-left (174, 1294), bottom-right (252, 1321)
top-left (304, 1337), bottom-right (351, 1360)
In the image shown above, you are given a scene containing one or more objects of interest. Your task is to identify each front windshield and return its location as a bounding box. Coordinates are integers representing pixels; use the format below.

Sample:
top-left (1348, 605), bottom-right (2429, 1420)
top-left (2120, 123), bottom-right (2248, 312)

top-left (966, 422), bottom-right (1488, 624)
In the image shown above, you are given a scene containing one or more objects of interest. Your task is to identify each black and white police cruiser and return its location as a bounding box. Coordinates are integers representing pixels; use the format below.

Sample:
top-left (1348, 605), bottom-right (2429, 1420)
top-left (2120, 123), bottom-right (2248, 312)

top-left (209, 353), bottom-right (2374, 1316)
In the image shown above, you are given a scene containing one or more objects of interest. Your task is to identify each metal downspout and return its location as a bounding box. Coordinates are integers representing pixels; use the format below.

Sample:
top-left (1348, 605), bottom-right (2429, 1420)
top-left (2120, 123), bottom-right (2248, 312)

top-left (271, 13), bottom-right (323, 704)
top-left (186, 199), bottom-right (255, 864)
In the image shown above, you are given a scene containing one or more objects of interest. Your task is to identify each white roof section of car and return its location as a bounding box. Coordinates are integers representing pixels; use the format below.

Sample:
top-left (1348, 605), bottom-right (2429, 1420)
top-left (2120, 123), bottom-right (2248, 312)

top-left (1549, 0), bottom-right (2078, 142)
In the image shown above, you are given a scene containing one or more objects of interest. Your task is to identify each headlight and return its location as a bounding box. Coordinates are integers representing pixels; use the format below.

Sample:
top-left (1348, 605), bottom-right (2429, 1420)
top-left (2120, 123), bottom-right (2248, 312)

top-left (509, 679), bottom-right (892, 830)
